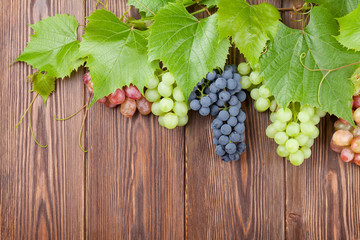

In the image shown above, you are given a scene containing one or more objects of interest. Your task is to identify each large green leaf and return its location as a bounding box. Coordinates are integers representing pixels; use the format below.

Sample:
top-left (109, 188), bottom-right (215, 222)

top-left (217, 0), bottom-right (280, 68)
top-left (79, 9), bottom-right (156, 105)
top-left (260, 6), bottom-right (360, 123)
top-left (31, 72), bottom-right (56, 106)
top-left (148, 3), bottom-right (230, 100)
top-left (127, 0), bottom-right (175, 16)
top-left (335, 4), bottom-right (360, 51)
top-left (306, 0), bottom-right (360, 17)
top-left (17, 14), bottom-right (84, 79)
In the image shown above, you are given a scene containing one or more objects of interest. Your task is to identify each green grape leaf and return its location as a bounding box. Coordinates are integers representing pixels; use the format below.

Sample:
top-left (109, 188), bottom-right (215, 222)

top-left (335, 4), bottom-right (360, 51)
top-left (217, 0), bottom-right (281, 68)
top-left (148, 3), bottom-right (230, 100)
top-left (31, 72), bottom-right (56, 106)
top-left (17, 14), bottom-right (84, 79)
top-left (127, 0), bottom-right (174, 16)
top-left (260, 6), bottom-right (360, 123)
top-left (200, 0), bottom-right (220, 7)
top-left (79, 9), bottom-right (156, 105)
top-left (306, 0), bottom-right (360, 17)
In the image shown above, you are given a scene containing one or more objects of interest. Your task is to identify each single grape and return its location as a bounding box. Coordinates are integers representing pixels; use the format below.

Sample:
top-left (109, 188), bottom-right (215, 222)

top-left (273, 120), bottom-right (287, 131)
top-left (353, 95), bottom-right (360, 109)
top-left (237, 62), bottom-right (251, 75)
top-left (249, 71), bottom-right (262, 85)
top-left (219, 91), bottom-right (231, 102)
top-left (340, 147), bottom-right (355, 162)
top-left (162, 72), bottom-right (175, 85)
top-left (215, 78), bottom-right (227, 89)
top-left (352, 127), bottom-right (360, 136)
top-left (222, 70), bottom-right (233, 79)
top-left (301, 105), bottom-right (315, 117)
top-left (173, 102), bottom-right (188, 117)
top-left (210, 83), bottom-right (220, 93)
top-left (237, 142), bottom-right (246, 153)
top-left (146, 76), bottom-right (159, 89)
top-left (215, 145), bottom-right (226, 156)
top-left (233, 73), bottom-right (241, 82)
top-left (229, 95), bottom-right (239, 106)
top-left (237, 91), bottom-right (247, 102)
top-left (296, 133), bottom-right (309, 146)
top-left (229, 106), bottom-right (240, 116)
top-left (300, 122), bottom-right (317, 136)
top-left (237, 111), bottom-right (246, 122)
top-left (334, 120), bottom-right (353, 131)
top-left (277, 145), bottom-right (289, 158)
top-left (230, 132), bottom-right (241, 142)
top-left (269, 100), bottom-right (277, 112)
top-left (222, 155), bottom-right (231, 162)
top-left (219, 135), bottom-right (230, 145)
top-left (212, 118), bottom-right (223, 129)
top-left (159, 98), bottom-right (174, 113)
top-left (351, 136), bottom-right (360, 153)
top-left (309, 127), bottom-right (319, 139)
top-left (270, 112), bottom-right (277, 122)
top-left (285, 139), bottom-right (299, 153)
top-left (276, 108), bottom-right (292, 123)
top-left (274, 132), bottom-right (289, 145)
top-left (240, 76), bottom-right (252, 89)
top-left (145, 89), bottom-right (161, 102)
top-left (315, 109), bottom-right (327, 117)
top-left (255, 97), bottom-right (270, 112)
top-left (190, 99), bottom-right (201, 111)
top-left (104, 99), bottom-right (117, 108)
top-left (305, 138), bottom-right (314, 148)
top-left (173, 87), bottom-right (185, 102)
top-left (298, 111), bottom-right (310, 123)
top-left (120, 98), bottom-right (137, 117)
top-left (216, 99), bottom-right (226, 107)
top-left (229, 153), bottom-right (240, 161)
top-left (330, 139), bottom-right (344, 153)
top-left (124, 85), bottom-right (142, 100)
top-left (157, 82), bottom-right (173, 98)
top-left (108, 88), bottom-right (126, 105)
top-left (151, 101), bottom-right (162, 116)
top-left (225, 143), bottom-right (237, 154)
top-left (136, 96), bottom-right (152, 115)
top-left (97, 97), bottom-right (107, 104)
top-left (210, 105), bottom-right (220, 116)
top-left (286, 122), bottom-right (300, 137)
top-left (227, 79), bottom-right (237, 90)
top-left (301, 146), bottom-right (312, 159)
top-left (221, 124), bottom-right (232, 135)
top-left (213, 129), bottom-right (222, 138)
top-left (158, 114), bottom-right (165, 127)
top-left (250, 88), bottom-right (260, 100)
top-left (199, 107), bottom-right (210, 116)
top-left (266, 124), bottom-right (278, 139)
top-left (311, 115), bottom-right (321, 125)
top-left (227, 116), bottom-right (238, 127)
top-left (353, 108), bottom-right (360, 124)
top-left (218, 110), bottom-right (230, 121)
top-left (200, 96), bottom-right (212, 107)
top-left (354, 154), bottom-right (360, 166)
top-left (234, 123), bottom-right (245, 134)
top-left (259, 85), bottom-right (271, 98)
top-left (289, 150), bottom-right (305, 166)
top-left (163, 113), bottom-right (179, 129)
top-left (207, 70), bottom-right (217, 81)
top-left (208, 92), bottom-right (218, 103)
top-left (332, 130), bottom-right (353, 146)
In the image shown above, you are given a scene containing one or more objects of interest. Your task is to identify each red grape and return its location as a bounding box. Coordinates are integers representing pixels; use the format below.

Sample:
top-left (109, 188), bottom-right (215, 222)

top-left (108, 88), bottom-right (125, 105)
top-left (353, 108), bottom-right (360, 124)
top-left (83, 73), bottom-right (91, 85)
top-left (351, 137), bottom-right (360, 153)
top-left (97, 96), bottom-right (107, 104)
top-left (353, 95), bottom-right (360, 109)
top-left (124, 85), bottom-right (142, 100)
top-left (104, 99), bottom-right (117, 108)
top-left (354, 154), bottom-right (360, 166)
top-left (121, 97), bottom-right (137, 117)
top-left (340, 147), bottom-right (354, 162)
top-left (136, 96), bottom-right (152, 115)
top-left (351, 127), bottom-right (360, 137)
top-left (330, 140), bottom-right (344, 153)
top-left (334, 120), bottom-right (353, 131)
top-left (332, 130), bottom-right (353, 146)
top-left (87, 81), bottom-right (94, 94)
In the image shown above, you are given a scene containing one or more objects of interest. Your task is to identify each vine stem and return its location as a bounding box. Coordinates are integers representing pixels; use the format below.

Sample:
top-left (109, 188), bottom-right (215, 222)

top-left (79, 97), bottom-right (92, 153)
top-left (191, 8), bottom-right (207, 16)
top-left (16, 94), bottom-right (38, 129)
top-left (300, 53), bottom-right (360, 105)
top-left (53, 104), bottom-right (87, 121)
top-left (29, 106), bottom-right (47, 148)
top-left (120, 6), bottom-right (131, 21)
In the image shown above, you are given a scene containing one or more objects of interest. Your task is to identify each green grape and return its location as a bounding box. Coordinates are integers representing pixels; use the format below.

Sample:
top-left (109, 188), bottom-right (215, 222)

top-left (276, 108), bottom-right (292, 123)
top-left (305, 138), bottom-right (314, 148)
top-left (173, 102), bottom-right (188, 117)
top-left (178, 115), bottom-right (189, 126)
top-left (249, 71), bottom-right (263, 85)
top-left (151, 101), bottom-right (162, 116)
top-left (159, 98), bottom-right (174, 113)
top-left (285, 139), bottom-right (299, 153)
top-left (240, 76), bottom-right (252, 89)
top-left (300, 122), bottom-right (317, 136)
top-left (316, 108), bottom-right (327, 117)
top-left (158, 114), bottom-right (166, 127)
top-left (270, 112), bottom-right (277, 122)
top-left (250, 88), bottom-right (260, 100)
top-left (254, 63), bottom-right (260, 72)
top-left (286, 122), bottom-right (300, 137)
top-left (162, 72), bottom-right (175, 85)
top-left (309, 126), bottom-right (319, 139)
top-left (163, 113), bottom-right (179, 129)
top-left (301, 146), bottom-right (312, 159)
top-left (266, 124), bottom-right (278, 139)
top-left (255, 97), bottom-right (271, 112)
top-left (296, 133), bottom-right (309, 146)
top-left (270, 100), bottom-right (277, 112)
top-left (238, 62), bottom-right (251, 75)
top-left (259, 85), bottom-right (271, 98)
top-left (298, 111), bottom-right (310, 123)
top-left (158, 82), bottom-right (173, 97)
top-left (173, 87), bottom-right (185, 102)
top-left (289, 150), bottom-right (305, 166)
top-left (145, 89), bottom-right (161, 102)
top-left (275, 132), bottom-right (289, 145)
top-left (277, 145), bottom-right (290, 158)
top-left (146, 76), bottom-right (159, 89)
top-left (311, 115), bottom-right (321, 125)
top-left (273, 120), bottom-right (287, 131)
top-left (301, 105), bottom-right (315, 116)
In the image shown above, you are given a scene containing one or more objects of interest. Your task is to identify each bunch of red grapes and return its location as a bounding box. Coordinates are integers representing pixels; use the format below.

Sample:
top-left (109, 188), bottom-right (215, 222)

top-left (330, 95), bottom-right (360, 166)
top-left (83, 73), bottom-right (152, 117)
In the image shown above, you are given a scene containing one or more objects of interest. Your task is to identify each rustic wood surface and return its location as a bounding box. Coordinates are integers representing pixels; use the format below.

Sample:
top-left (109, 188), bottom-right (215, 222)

top-left (1, 0), bottom-right (359, 239)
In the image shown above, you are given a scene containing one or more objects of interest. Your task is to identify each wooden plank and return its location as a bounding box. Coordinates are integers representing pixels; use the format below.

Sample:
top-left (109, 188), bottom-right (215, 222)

top-left (84, 1), bottom-right (185, 239)
top-left (0, 0), bottom-right (85, 239)
top-left (185, 1), bottom-right (285, 239)
top-left (282, 0), bottom-right (360, 239)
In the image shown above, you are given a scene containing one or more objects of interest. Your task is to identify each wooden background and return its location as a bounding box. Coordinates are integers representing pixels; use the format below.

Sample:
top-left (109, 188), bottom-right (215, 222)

top-left (1, 0), bottom-right (360, 239)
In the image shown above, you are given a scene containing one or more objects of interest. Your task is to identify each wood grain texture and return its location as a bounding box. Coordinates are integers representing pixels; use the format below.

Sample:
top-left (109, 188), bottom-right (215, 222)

top-left (84, 1), bottom-right (185, 239)
top-left (0, 0), bottom-right (85, 239)
top-left (185, 1), bottom-right (285, 239)
top-left (282, 1), bottom-right (360, 239)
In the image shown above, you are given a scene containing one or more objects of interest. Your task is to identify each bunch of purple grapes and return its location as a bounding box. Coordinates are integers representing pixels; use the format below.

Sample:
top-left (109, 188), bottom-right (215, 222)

top-left (189, 65), bottom-right (247, 162)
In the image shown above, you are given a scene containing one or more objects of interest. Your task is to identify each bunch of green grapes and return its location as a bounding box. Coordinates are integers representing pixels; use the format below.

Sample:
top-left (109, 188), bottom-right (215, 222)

top-left (266, 104), bottom-right (326, 165)
top-left (144, 72), bottom-right (189, 129)
top-left (238, 62), bottom-right (273, 112)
